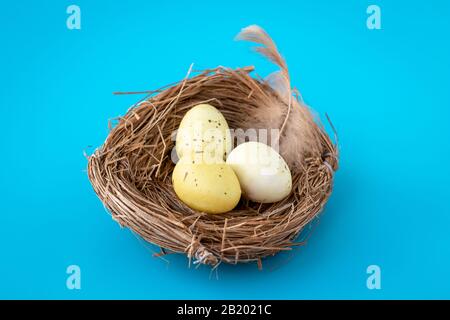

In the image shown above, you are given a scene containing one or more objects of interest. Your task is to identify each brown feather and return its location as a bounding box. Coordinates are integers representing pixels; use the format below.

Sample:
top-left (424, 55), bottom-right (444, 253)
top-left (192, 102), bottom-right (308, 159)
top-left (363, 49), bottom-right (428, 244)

top-left (236, 25), bottom-right (321, 169)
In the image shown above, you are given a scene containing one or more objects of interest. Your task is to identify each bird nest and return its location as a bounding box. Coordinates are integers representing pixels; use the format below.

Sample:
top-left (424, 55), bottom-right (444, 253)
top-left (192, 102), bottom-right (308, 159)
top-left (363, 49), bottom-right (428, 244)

top-left (87, 26), bottom-right (338, 267)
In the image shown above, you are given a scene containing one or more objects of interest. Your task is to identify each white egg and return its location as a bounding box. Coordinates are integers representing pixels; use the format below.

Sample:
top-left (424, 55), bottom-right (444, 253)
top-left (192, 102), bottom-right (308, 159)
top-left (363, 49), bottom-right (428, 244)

top-left (226, 141), bottom-right (292, 203)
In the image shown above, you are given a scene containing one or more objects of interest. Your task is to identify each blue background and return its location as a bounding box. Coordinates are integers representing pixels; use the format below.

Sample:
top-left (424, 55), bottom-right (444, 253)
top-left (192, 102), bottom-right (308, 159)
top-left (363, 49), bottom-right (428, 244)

top-left (1, 0), bottom-right (449, 299)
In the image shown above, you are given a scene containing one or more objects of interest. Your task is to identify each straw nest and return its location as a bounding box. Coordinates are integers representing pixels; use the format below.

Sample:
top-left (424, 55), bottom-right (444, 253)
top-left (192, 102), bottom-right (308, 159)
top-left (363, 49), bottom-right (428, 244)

top-left (87, 26), bottom-right (338, 267)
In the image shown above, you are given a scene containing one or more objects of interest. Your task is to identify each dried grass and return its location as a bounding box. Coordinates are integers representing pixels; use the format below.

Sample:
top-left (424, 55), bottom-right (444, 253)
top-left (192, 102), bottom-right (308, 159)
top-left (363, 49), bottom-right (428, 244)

top-left (87, 26), bottom-right (338, 266)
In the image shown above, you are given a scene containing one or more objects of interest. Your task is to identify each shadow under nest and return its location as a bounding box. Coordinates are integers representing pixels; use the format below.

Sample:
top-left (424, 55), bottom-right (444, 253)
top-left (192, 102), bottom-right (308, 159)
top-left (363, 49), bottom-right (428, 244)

top-left (87, 26), bottom-right (338, 267)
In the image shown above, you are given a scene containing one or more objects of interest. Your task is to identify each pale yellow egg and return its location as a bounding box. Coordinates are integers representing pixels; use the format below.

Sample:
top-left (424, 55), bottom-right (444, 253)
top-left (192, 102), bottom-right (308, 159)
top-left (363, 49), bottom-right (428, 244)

top-left (176, 104), bottom-right (232, 161)
top-left (172, 156), bottom-right (241, 214)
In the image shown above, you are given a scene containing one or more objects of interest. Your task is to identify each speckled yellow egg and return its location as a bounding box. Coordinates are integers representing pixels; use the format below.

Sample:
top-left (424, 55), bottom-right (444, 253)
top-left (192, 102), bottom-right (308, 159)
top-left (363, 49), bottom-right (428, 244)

top-left (172, 156), bottom-right (241, 214)
top-left (176, 104), bottom-right (232, 161)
